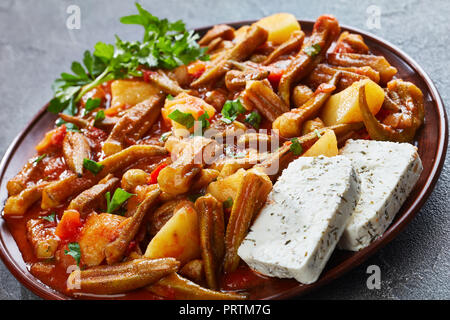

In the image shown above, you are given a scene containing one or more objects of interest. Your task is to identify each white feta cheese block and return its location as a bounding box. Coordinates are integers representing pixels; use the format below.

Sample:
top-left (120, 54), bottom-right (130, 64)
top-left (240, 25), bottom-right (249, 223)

top-left (238, 156), bottom-right (360, 284)
top-left (338, 139), bottom-right (423, 251)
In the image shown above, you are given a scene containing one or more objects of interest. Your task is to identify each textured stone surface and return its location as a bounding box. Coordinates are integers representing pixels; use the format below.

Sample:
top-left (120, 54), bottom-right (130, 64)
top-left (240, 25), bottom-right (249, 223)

top-left (0, 0), bottom-right (448, 300)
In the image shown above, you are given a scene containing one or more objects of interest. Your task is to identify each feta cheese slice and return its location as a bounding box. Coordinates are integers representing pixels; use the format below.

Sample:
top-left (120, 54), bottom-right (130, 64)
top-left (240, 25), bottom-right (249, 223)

top-left (338, 139), bottom-right (423, 251)
top-left (238, 156), bottom-right (360, 284)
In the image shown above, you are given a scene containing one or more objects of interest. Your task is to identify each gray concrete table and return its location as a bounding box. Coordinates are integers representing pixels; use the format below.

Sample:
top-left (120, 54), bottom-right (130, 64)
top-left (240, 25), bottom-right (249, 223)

top-left (0, 0), bottom-right (448, 300)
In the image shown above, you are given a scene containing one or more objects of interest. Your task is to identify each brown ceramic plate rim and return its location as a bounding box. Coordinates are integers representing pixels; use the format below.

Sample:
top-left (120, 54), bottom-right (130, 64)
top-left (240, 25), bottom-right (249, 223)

top-left (0, 20), bottom-right (448, 300)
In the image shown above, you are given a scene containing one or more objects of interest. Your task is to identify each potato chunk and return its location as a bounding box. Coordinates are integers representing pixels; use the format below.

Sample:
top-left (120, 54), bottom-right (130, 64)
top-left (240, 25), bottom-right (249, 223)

top-left (27, 219), bottom-right (59, 259)
top-left (79, 213), bottom-right (125, 267)
top-left (161, 92), bottom-right (216, 133)
top-left (206, 169), bottom-right (246, 203)
top-left (302, 129), bottom-right (338, 157)
top-left (255, 13), bottom-right (301, 44)
top-left (110, 80), bottom-right (160, 109)
top-left (145, 203), bottom-right (200, 264)
top-left (320, 79), bottom-right (384, 125)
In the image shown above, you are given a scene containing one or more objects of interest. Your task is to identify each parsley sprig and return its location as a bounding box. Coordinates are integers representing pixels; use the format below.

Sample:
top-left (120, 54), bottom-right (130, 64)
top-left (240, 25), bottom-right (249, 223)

top-left (48, 2), bottom-right (208, 119)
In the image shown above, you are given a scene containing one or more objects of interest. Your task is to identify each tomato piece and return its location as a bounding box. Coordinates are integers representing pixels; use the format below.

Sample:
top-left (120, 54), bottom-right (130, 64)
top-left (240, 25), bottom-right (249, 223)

top-left (267, 69), bottom-right (284, 89)
top-left (142, 69), bottom-right (155, 83)
top-left (187, 61), bottom-right (206, 80)
top-left (55, 209), bottom-right (82, 242)
top-left (148, 163), bottom-right (168, 185)
top-left (35, 125), bottom-right (67, 153)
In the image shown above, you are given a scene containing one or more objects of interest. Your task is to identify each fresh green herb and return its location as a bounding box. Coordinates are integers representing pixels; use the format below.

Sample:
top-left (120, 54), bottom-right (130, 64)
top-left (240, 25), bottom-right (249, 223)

top-left (244, 111), bottom-right (262, 129)
top-left (47, 2), bottom-right (208, 124)
top-left (304, 44), bottom-right (321, 57)
top-left (56, 118), bottom-right (80, 132)
top-left (221, 99), bottom-right (246, 124)
top-left (64, 242), bottom-right (81, 266)
top-left (83, 98), bottom-right (101, 115)
top-left (33, 154), bottom-right (47, 164)
top-left (94, 110), bottom-right (105, 124)
top-left (120, 3), bottom-right (209, 69)
top-left (105, 188), bottom-right (135, 214)
top-left (223, 197), bottom-right (233, 209)
top-left (168, 109), bottom-right (195, 129)
top-left (314, 129), bottom-right (322, 138)
top-left (83, 158), bottom-right (104, 175)
top-left (159, 131), bottom-right (172, 142)
top-left (290, 138), bottom-right (303, 156)
top-left (65, 123), bottom-right (80, 132)
top-left (196, 112), bottom-right (210, 130)
top-left (166, 94), bottom-right (174, 100)
top-left (40, 212), bottom-right (56, 223)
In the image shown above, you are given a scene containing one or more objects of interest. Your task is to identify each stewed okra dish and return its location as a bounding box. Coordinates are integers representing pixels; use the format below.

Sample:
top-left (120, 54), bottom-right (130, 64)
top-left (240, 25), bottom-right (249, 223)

top-left (3, 3), bottom-right (425, 299)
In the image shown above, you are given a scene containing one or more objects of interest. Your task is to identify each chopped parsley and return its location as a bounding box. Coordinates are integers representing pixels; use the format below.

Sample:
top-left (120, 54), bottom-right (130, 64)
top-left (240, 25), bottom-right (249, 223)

top-left (168, 109), bottom-right (195, 129)
top-left (83, 98), bottom-right (101, 115)
top-left (94, 110), bottom-right (105, 124)
top-left (47, 3), bottom-right (208, 125)
top-left (64, 242), bottom-right (81, 266)
top-left (244, 111), bottom-right (262, 129)
top-left (166, 94), bottom-right (174, 100)
top-left (304, 44), bottom-right (321, 57)
top-left (33, 154), bottom-right (47, 164)
top-left (105, 188), bottom-right (135, 214)
top-left (221, 99), bottom-right (246, 124)
top-left (56, 118), bottom-right (80, 132)
top-left (83, 159), bottom-right (104, 175)
top-left (40, 212), bottom-right (56, 223)
top-left (290, 138), bottom-right (303, 156)
top-left (196, 112), bottom-right (210, 130)
top-left (223, 197), bottom-right (233, 209)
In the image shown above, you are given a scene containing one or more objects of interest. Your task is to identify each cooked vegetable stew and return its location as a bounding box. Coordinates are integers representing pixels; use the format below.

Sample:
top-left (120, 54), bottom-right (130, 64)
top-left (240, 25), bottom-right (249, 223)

top-left (3, 4), bottom-right (424, 299)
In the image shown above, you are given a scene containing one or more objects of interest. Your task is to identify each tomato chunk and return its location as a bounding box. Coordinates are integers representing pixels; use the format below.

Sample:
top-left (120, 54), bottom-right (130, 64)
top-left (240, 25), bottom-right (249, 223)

top-left (148, 163), bottom-right (168, 185)
top-left (55, 209), bottom-right (82, 242)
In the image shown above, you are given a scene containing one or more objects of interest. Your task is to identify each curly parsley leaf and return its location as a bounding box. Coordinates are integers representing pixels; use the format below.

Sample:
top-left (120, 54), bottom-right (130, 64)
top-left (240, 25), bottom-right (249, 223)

top-left (168, 109), bottom-right (195, 129)
top-left (221, 99), bottom-right (246, 124)
top-left (33, 154), bottom-right (47, 164)
top-left (64, 242), bottom-right (81, 266)
top-left (40, 212), bottom-right (56, 223)
top-left (47, 2), bottom-right (208, 124)
top-left (83, 98), bottom-right (101, 115)
top-left (105, 188), bottom-right (135, 214)
top-left (244, 111), bottom-right (262, 129)
top-left (290, 138), bottom-right (303, 156)
top-left (304, 44), bottom-right (321, 57)
top-left (94, 110), bottom-right (105, 126)
top-left (223, 197), bottom-right (233, 209)
top-left (83, 159), bottom-right (104, 175)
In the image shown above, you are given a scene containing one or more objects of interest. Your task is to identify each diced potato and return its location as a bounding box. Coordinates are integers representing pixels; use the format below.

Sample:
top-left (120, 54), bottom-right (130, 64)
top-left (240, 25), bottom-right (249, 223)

top-left (302, 129), bottom-right (338, 157)
top-left (26, 219), bottom-right (59, 259)
top-left (206, 168), bottom-right (246, 202)
top-left (320, 79), bottom-right (384, 125)
top-left (110, 80), bottom-right (160, 109)
top-left (161, 92), bottom-right (216, 132)
top-left (79, 213), bottom-right (125, 267)
top-left (145, 204), bottom-right (200, 265)
top-left (255, 13), bottom-right (301, 44)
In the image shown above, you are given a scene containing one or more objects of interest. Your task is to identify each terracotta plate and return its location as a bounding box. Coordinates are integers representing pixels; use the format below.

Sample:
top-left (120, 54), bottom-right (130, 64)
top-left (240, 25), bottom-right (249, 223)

top-left (0, 20), bottom-right (447, 300)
